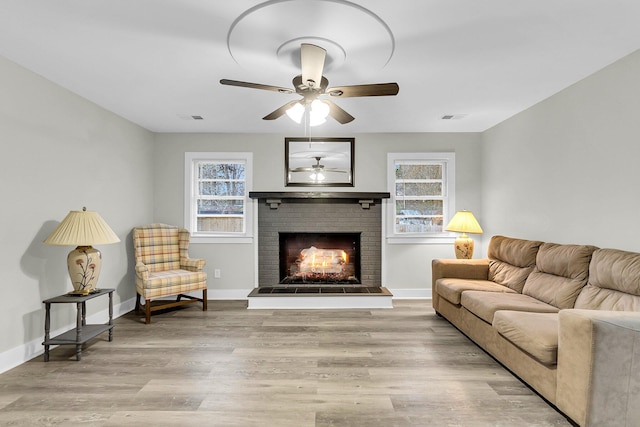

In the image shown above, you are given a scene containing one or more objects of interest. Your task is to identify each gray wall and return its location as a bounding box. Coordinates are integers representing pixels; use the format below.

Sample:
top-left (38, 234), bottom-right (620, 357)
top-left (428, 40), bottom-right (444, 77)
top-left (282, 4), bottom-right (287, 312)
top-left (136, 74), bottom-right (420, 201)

top-left (152, 132), bottom-right (483, 296)
top-left (0, 55), bottom-right (155, 369)
top-left (481, 49), bottom-right (640, 252)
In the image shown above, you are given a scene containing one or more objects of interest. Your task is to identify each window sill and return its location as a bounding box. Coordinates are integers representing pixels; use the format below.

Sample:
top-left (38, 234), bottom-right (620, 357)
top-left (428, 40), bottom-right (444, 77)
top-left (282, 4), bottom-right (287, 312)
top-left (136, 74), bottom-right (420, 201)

top-left (190, 236), bottom-right (253, 244)
top-left (386, 235), bottom-right (456, 245)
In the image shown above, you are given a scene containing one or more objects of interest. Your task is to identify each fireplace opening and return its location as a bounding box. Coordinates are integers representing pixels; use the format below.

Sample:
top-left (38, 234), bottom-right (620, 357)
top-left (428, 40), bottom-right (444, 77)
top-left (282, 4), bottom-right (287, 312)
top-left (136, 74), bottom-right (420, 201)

top-left (279, 232), bottom-right (361, 284)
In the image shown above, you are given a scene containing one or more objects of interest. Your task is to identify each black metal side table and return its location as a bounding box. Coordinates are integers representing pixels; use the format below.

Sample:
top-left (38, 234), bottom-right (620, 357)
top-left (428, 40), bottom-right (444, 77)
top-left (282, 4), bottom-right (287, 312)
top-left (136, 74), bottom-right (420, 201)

top-left (42, 288), bottom-right (115, 361)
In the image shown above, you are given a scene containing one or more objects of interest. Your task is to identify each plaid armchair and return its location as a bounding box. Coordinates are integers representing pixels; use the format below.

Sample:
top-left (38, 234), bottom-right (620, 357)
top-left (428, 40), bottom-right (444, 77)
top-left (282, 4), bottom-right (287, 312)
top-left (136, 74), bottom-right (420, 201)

top-left (133, 223), bottom-right (207, 323)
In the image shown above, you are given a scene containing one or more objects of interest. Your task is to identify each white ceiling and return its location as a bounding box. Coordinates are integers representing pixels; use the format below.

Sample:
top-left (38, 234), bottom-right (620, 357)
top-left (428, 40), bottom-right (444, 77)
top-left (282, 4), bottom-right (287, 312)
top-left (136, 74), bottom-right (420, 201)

top-left (1, 0), bottom-right (639, 134)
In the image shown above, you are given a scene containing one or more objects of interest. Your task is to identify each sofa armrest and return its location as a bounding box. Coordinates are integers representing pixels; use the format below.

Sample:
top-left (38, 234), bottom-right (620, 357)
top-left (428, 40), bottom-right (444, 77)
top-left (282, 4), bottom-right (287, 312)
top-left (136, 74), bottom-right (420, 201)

top-left (432, 258), bottom-right (490, 283)
top-left (557, 309), bottom-right (640, 427)
top-left (431, 258), bottom-right (489, 312)
top-left (180, 257), bottom-right (206, 272)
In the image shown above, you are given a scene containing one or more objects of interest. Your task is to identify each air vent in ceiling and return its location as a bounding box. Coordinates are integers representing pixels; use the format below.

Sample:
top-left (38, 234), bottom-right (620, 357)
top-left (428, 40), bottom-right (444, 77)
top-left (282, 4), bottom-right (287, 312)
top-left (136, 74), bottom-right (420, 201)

top-left (441, 114), bottom-right (467, 120)
top-left (177, 114), bottom-right (205, 120)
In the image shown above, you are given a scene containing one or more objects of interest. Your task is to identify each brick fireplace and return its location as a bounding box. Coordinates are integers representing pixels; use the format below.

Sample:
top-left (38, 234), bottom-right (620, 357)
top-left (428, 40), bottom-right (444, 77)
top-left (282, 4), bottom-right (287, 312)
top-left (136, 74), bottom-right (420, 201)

top-left (249, 192), bottom-right (390, 287)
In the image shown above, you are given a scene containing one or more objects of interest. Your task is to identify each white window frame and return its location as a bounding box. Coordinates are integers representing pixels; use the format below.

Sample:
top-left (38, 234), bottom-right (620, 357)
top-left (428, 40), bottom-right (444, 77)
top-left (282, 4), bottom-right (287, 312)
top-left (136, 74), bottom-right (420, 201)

top-left (386, 152), bottom-right (456, 244)
top-left (184, 152), bottom-right (253, 244)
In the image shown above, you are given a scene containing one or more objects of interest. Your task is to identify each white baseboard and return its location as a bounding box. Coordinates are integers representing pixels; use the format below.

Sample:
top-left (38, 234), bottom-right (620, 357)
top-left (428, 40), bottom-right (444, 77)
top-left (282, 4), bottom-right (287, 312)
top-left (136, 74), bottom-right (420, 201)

top-left (387, 288), bottom-right (432, 299)
top-left (207, 289), bottom-right (251, 300)
top-left (144, 288), bottom-right (431, 300)
top-left (0, 297), bottom-right (136, 375)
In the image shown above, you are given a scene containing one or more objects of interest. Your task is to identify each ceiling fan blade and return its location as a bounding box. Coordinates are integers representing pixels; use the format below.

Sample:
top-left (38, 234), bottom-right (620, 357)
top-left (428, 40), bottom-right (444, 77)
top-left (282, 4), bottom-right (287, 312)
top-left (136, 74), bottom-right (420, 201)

top-left (220, 79), bottom-right (294, 94)
top-left (262, 100), bottom-right (300, 120)
top-left (326, 82), bottom-right (399, 98)
top-left (325, 100), bottom-right (355, 124)
top-left (301, 43), bottom-right (326, 90)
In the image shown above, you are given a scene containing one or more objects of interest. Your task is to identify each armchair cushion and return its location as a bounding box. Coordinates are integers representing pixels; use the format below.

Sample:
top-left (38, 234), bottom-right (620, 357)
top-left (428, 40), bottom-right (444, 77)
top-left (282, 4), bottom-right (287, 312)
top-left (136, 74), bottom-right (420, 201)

top-left (135, 269), bottom-right (207, 299)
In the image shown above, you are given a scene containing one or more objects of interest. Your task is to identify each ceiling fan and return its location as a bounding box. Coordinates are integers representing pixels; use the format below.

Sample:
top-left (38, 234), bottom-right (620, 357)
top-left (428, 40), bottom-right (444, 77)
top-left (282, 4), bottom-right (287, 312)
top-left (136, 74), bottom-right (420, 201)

top-left (290, 156), bottom-right (347, 174)
top-left (220, 43), bottom-right (399, 124)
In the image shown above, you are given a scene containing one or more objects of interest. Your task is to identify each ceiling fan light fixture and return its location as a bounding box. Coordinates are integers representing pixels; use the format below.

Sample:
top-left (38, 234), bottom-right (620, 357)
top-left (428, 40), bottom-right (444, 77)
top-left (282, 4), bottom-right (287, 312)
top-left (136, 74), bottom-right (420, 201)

top-left (310, 171), bottom-right (325, 181)
top-left (221, 42), bottom-right (398, 126)
top-left (285, 102), bottom-right (305, 123)
top-left (309, 99), bottom-right (330, 126)
top-left (309, 115), bottom-right (326, 127)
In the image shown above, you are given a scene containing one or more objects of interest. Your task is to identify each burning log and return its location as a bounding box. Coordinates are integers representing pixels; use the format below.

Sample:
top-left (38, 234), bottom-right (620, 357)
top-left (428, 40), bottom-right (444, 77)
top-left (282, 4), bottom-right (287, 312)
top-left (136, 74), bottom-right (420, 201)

top-left (283, 246), bottom-right (358, 284)
top-left (298, 246), bottom-right (347, 275)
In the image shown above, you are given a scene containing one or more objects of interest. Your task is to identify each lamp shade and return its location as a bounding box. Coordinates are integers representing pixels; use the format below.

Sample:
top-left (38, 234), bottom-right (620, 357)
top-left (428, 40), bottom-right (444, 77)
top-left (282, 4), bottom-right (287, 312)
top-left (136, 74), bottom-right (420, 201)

top-left (445, 210), bottom-right (483, 234)
top-left (44, 208), bottom-right (119, 295)
top-left (44, 208), bottom-right (120, 246)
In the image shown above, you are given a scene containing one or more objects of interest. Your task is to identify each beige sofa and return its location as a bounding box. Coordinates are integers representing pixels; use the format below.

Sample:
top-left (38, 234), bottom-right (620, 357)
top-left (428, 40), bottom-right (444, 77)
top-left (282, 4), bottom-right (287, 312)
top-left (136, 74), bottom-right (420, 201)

top-left (432, 235), bottom-right (640, 427)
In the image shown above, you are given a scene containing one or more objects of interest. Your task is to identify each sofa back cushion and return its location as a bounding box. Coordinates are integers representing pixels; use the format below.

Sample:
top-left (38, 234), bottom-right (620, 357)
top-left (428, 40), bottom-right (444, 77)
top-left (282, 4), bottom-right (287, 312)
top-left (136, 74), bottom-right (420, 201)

top-left (487, 235), bottom-right (542, 293)
top-left (575, 248), bottom-right (640, 311)
top-left (523, 243), bottom-right (597, 309)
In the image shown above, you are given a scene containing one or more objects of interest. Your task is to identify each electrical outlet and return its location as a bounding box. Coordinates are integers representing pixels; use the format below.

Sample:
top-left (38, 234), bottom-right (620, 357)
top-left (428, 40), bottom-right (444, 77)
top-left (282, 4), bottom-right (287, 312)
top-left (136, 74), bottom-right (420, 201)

top-left (214, 269), bottom-right (221, 278)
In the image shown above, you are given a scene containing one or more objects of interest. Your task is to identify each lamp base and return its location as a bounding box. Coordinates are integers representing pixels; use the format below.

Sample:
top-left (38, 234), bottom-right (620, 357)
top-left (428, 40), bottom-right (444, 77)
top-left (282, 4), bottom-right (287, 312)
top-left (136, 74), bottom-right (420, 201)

top-left (454, 235), bottom-right (475, 259)
top-left (67, 246), bottom-right (102, 295)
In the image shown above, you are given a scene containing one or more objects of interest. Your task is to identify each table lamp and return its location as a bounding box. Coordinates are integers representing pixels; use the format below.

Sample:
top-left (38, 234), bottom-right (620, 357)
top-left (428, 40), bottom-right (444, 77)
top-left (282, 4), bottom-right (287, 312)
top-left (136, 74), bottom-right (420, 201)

top-left (44, 207), bottom-right (120, 295)
top-left (445, 210), bottom-right (483, 259)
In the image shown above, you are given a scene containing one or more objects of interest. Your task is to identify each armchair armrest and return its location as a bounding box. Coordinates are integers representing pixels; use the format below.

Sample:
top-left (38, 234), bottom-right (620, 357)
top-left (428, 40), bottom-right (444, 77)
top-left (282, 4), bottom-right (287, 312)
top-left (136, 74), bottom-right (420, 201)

top-left (180, 257), bottom-right (206, 272)
top-left (135, 262), bottom-right (149, 280)
top-left (557, 309), bottom-right (640, 427)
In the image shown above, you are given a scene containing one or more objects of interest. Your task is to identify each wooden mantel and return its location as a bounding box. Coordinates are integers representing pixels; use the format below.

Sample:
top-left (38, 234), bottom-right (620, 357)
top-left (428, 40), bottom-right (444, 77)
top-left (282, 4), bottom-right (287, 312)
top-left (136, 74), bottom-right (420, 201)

top-left (249, 191), bottom-right (390, 209)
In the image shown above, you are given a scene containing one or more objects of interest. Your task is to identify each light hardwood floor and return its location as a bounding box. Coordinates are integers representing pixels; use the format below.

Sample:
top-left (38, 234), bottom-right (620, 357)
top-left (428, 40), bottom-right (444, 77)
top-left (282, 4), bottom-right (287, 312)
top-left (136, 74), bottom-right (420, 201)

top-left (0, 300), bottom-right (573, 426)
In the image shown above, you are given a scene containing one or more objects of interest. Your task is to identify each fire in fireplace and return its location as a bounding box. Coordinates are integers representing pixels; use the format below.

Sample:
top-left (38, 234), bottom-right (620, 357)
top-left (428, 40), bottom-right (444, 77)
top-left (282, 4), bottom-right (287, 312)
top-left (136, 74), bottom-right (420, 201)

top-left (279, 232), bottom-right (361, 284)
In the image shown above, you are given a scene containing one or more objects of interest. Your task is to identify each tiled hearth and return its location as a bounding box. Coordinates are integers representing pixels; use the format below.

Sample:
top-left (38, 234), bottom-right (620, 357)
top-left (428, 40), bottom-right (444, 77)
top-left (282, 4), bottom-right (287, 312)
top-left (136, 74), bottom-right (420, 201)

top-left (253, 286), bottom-right (387, 294)
top-left (248, 192), bottom-right (393, 309)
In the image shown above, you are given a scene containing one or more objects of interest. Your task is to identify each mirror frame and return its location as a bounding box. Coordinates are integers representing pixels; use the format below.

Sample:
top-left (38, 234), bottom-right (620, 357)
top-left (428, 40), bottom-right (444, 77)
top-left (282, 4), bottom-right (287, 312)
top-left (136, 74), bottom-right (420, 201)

top-left (285, 137), bottom-right (355, 187)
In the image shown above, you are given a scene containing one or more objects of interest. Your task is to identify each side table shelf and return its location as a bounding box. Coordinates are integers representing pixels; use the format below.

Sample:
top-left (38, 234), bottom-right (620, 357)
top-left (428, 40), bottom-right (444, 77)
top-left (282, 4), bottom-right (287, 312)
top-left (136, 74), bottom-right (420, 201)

top-left (42, 288), bottom-right (115, 362)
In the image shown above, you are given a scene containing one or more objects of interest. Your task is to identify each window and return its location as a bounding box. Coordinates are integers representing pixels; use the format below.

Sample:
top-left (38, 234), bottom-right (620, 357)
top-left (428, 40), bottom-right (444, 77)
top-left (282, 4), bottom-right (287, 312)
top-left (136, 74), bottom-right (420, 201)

top-left (387, 152), bottom-right (455, 243)
top-left (185, 152), bottom-right (253, 243)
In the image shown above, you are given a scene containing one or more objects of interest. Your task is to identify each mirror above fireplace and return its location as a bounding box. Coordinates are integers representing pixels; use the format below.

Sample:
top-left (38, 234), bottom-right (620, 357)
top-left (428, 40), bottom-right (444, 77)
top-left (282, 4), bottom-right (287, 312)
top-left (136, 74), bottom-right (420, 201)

top-left (285, 137), bottom-right (354, 187)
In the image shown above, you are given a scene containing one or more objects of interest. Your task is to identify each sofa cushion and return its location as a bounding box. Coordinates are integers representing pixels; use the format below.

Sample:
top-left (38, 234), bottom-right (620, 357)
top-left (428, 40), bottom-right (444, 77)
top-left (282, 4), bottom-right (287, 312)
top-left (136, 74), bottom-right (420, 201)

top-left (436, 278), bottom-right (517, 305)
top-left (461, 291), bottom-right (559, 324)
top-left (487, 236), bottom-right (542, 293)
top-left (575, 248), bottom-right (640, 310)
top-left (575, 285), bottom-right (640, 311)
top-left (523, 243), bottom-right (597, 309)
top-left (493, 311), bottom-right (559, 366)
